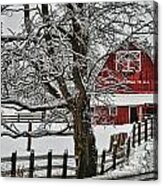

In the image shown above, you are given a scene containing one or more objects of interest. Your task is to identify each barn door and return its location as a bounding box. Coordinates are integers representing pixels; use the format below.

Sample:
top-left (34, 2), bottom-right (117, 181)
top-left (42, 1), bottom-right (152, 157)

top-left (130, 107), bottom-right (138, 123)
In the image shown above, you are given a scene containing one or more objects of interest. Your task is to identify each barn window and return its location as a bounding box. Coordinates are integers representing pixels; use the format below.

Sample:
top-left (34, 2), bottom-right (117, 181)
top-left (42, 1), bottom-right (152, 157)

top-left (110, 106), bottom-right (117, 116)
top-left (116, 50), bottom-right (141, 73)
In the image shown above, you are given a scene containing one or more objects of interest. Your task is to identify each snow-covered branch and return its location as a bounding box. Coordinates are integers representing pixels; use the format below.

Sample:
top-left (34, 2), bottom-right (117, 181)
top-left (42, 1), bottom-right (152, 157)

top-left (1, 121), bottom-right (73, 138)
top-left (1, 98), bottom-right (67, 112)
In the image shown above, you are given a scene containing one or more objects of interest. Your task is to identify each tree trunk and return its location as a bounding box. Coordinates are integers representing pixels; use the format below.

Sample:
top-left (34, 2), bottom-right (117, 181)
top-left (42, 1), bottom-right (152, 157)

top-left (65, 4), bottom-right (97, 178)
top-left (73, 98), bottom-right (97, 178)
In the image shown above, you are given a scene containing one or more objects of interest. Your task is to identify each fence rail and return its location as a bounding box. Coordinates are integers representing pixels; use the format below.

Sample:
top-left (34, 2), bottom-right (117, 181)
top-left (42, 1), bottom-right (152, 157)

top-left (1, 113), bottom-right (67, 124)
top-left (1, 150), bottom-right (76, 178)
top-left (1, 113), bottom-right (72, 152)
top-left (98, 115), bottom-right (157, 175)
top-left (1, 115), bottom-right (157, 178)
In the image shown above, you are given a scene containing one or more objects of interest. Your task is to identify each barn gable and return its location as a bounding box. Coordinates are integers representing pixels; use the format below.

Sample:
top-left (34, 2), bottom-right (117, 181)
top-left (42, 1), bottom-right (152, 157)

top-left (95, 43), bottom-right (157, 94)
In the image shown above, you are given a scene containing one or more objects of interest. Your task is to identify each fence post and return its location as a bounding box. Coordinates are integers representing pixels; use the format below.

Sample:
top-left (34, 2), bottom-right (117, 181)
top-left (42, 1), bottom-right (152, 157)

top-left (132, 124), bottom-right (136, 148)
top-left (138, 121), bottom-right (141, 146)
top-left (126, 137), bottom-right (131, 159)
top-left (18, 113), bottom-right (20, 122)
top-left (27, 121), bottom-right (32, 151)
top-left (108, 136), bottom-right (113, 152)
top-left (144, 117), bottom-right (148, 142)
top-left (11, 151), bottom-right (17, 177)
top-left (94, 149), bottom-right (98, 176)
top-left (42, 111), bottom-right (45, 122)
top-left (62, 149), bottom-right (68, 178)
top-left (29, 150), bottom-right (35, 178)
top-left (47, 150), bottom-right (52, 178)
top-left (150, 115), bottom-right (154, 139)
top-left (154, 116), bottom-right (158, 141)
top-left (100, 149), bottom-right (106, 175)
top-left (112, 142), bottom-right (117, 170)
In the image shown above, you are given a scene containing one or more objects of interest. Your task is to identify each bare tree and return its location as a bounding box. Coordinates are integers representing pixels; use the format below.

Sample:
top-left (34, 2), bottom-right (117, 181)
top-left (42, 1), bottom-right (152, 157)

top-left (1, 2), bottom-right (157, 178)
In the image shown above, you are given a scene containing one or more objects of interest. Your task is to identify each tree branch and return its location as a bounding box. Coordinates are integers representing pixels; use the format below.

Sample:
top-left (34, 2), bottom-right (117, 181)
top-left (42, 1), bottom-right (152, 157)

top-left (1, 122), bottom-right (73, 138)
top-left (1, 98), bottom-right (67, 112)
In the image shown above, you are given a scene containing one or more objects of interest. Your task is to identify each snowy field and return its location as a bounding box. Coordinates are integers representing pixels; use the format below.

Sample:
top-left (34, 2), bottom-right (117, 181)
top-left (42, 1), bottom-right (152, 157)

top-left (1, 121), bottom-right (133, 177)
top-left (92, 140), bottom-right (157, 180)
top-left (1, 112), bottom-right (156, 179)
top-left (1, 107), bottom-right (134, 177)
top-left (1, 124), bottom-right (133, 157)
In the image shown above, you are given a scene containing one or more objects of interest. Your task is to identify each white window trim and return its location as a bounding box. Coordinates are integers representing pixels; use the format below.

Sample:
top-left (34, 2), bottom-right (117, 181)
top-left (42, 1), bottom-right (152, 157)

top-left (109, 106), bottom-right (117, 116)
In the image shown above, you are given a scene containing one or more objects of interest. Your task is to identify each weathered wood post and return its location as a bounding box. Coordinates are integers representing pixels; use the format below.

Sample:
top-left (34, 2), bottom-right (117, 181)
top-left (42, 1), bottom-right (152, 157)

top-left (47, 150), bottom-right (52, 178)
top-left (126, 137), bottom-right (131, 159)
top-left (100, 149), bottom-right (106, 175)
top-left (42, 111), bottom-right (46, 122)
top-left (144, 116), bottom-right (148, 142)
top-left (27, 121), bottom-right (32, 151)
top-left (17, 113), bottom-right (20, 122)
top-left (150, 115), bottom-right (154, 139)
top-left (62, 149), bottom-right (68, 178)
top-left (108, 135), bottom-right (113, 152)
top-left (93, 149), bottom-right (98, 176)
top-left (138, 121), bottom-right (141, 146)
top-left (154, 115), bottom-right (158, 142)
top-left (11, 151), bottom-right (17, 177)
top-left (112, 141), bottom-right (117, 170)
top-left (24, 4), bottom-right (31, 33)
top-left (42, 4), bottom-right (49, 21)
top-left (132, 123), bottom-right (136, 148)
top-left (29, 150), bottom-right (35, 178)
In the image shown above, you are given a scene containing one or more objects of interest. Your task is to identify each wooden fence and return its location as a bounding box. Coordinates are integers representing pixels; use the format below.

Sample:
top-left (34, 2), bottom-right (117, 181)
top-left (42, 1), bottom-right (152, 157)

top-left (1, 115), bottom-right (157, 178)
top-left (98, 115), bottom-right (157, 175)
top-left (1, 150), bottom-right (76, 178)
top-left (97, 142), bottom-right (127, 175)
top-left (1, 113), bottom-right (70, 151)
top-left (131, 115), bottom-right (157, 148)
top-left (1, 113), bottom-right (45, 124)
top-left (1, 113), bottom-right (68, 124)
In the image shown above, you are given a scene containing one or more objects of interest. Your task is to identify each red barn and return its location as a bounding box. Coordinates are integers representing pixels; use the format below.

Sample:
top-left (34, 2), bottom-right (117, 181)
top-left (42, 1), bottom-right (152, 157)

top-left (91, 43), bottom-right (158, 125)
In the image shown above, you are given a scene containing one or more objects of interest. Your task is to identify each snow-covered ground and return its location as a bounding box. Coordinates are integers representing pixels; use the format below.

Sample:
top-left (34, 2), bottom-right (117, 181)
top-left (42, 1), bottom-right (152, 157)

top-left (2, 108), bottom-right (154, 179)
top-left (92, 140), bottom-right (157, 180)
top-left (1, 124), bottom-right (133, 157)
top-left (93, 124), bottom-right (133, 154)
top-left (1, 120), bottom-right (156, 179)
top-left (1, 107), bottom-right (132, 156)
top-left (1, 121), bottom-right (133, 177)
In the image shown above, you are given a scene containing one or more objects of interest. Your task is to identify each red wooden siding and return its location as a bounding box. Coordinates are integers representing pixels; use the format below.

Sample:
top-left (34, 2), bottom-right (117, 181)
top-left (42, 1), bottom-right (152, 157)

top-left (93, 43), bottom-right (157, 125)
top-left (93, 106), bottom-right (129, 125)
top-left (93, 104), bottom-right (157, 125)
top-left (95, 43), bottom-right (157, 94)
top-left (116, 106), bottom-right (129, 124)
top-left (93, 106), bottom-right (110, 125)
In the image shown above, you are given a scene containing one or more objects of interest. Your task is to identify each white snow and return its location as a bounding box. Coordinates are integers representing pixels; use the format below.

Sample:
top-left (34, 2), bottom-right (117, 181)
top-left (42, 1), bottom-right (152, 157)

top-left (92, 140), bottom-right (156, 180)
top-left (1, 121), bottom-right (156, 179)
top-left (1, 123), bottom-right (74, 157)
top-left (1, 123), bottom-right (133, 157)
top-left (91, 93), bottom-right (157, 106)
top-left (93, 124), bottom-right (133, 154)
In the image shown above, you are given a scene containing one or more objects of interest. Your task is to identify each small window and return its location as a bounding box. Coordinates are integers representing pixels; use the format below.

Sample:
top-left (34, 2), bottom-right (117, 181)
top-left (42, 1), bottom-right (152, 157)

top-left (116, 50), bottom-right (141, 73)
top-left (110, 106), bottom-right (117, 116)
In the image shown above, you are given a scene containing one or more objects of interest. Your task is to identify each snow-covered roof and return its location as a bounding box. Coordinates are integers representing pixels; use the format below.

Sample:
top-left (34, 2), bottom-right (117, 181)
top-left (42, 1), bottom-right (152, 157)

top-left (91, 93), bottom-right (157, 106)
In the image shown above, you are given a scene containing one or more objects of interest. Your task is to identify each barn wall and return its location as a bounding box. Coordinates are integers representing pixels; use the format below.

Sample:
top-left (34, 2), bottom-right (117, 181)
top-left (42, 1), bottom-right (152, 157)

top-left (93, 106), bottom-right (110, 125)
top-left (93, 106), bottom-right (129, 125)
top-left (92, 104), bottom-right (157, 125)
top-left (93, 43), bottom-right (157, 125)
top-left (95, 45), bottom-right (157, 94)
top-left (116, 106), bottom-right (129, 124)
